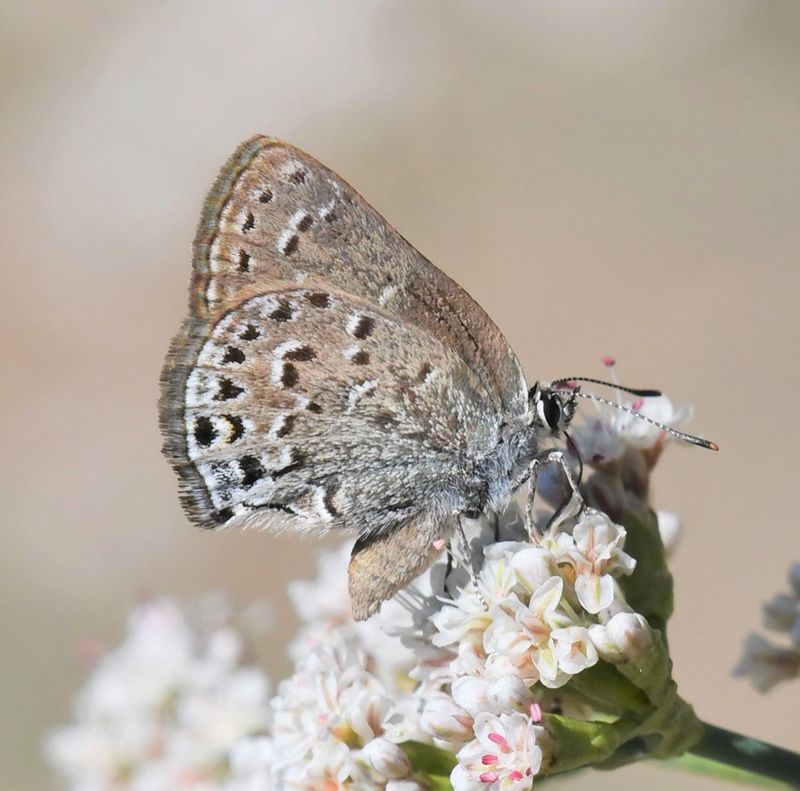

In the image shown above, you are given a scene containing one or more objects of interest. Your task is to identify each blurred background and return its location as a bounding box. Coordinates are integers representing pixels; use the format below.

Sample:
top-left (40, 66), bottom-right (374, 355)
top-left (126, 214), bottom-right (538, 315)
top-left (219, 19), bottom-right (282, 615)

top-left (2, 1), bottom-right (799, 788)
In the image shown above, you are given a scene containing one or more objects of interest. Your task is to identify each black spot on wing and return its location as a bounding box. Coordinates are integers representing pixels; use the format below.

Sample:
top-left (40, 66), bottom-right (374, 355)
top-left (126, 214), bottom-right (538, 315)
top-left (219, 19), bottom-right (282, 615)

top-left (214, 378), bottom-right (245, 401)
top-left (194, 416), bottom-right (216, 447)
top-left (239, 455), bottom-right (265, 488)
top-left (240, 323), bottom-right (260, 341)
top-left (306, 292), bottom-right (330, 308)
top-left (284, 345), bottom-right (316, 362)
top-left (352, 315), bottom-right (375, 339)
top-left (222, 346), bottom-right (245, 364)
top-left (224, 414), bottom-right (244, 443)
top-left (270, 299), bottom-right (294, 322)
top-left (276, 415), bottom-right (295, 438)
top-left (281, 363), bottom-right (299, 388)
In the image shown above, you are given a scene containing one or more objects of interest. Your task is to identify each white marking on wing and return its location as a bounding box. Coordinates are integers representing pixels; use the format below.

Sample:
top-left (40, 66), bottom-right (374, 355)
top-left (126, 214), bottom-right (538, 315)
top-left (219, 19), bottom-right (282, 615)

top-left (346, 379), bottom-right (377, 414)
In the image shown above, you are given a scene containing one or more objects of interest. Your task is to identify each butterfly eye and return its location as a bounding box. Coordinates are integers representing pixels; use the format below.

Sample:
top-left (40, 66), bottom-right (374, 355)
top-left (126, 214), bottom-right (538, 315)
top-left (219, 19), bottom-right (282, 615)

top-left (539, 392), bottom-right (563, 432)
top-left (462, 508), bottom-right (481, 520)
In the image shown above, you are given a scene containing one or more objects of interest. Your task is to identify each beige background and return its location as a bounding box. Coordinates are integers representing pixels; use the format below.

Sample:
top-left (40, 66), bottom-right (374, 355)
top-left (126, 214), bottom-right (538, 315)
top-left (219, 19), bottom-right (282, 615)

top-left (2, 2), bottom-right (799, 789)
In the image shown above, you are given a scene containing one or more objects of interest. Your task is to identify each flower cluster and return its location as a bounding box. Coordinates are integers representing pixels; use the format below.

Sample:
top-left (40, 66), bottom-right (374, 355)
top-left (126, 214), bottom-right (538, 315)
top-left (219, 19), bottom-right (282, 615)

top-left (48, 372), bottom-right (710, 790)
top-left (45, 597), bottom-right (273, 790)
top-left (735, 562), bottom-right (800, 692)
top-left (407, 510), bottom-right (645, 789)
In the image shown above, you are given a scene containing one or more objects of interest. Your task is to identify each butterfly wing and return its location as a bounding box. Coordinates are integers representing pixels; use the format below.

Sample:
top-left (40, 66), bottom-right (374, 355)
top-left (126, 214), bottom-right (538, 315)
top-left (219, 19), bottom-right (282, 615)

top-left (161, 137), bottom-right (530, 617)
top-left (162, 285), bottom-right (500, 532)
top-left (189, 136), bottom-right (527, 416)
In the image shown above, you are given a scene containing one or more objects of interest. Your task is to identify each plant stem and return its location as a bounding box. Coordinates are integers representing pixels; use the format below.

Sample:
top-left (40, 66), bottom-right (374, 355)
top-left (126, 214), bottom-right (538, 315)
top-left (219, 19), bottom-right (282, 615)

top-left (678, 722), bottom-right (800, 789)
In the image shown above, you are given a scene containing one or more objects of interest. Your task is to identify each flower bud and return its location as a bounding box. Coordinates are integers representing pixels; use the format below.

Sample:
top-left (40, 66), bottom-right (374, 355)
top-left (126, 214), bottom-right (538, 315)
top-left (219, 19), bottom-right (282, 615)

top-left (789, 562), bottom-right (800, 598)
top-left (605, 612), bottom-right (653, 659)
top-left (420, 694), bottom-right (474, 742)
top-left (451, 676), bottom-right (490, 715)
top-left (762, 594), bottom-right (798, 632)
top-left (386, 781), bottom-right (427, 791)
top-left (486, 674), bottom-right (533, 713)
top-left (656, 510), bottom-right (682, 556)
top-left (361, 737), bottom-right (411, 778)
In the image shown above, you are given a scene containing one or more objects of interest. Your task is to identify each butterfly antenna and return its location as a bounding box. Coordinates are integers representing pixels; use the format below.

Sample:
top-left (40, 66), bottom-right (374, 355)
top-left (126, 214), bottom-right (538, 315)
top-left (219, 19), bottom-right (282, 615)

top-left (569, 390), bottom-right (719, 451)
top-left (552, 376), bottom-right (661, 398)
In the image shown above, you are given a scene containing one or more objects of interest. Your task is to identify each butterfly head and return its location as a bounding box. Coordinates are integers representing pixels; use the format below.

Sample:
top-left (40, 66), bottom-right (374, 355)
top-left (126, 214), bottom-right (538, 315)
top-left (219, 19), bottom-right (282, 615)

top-left (528, 382), bottom-right (578, 437)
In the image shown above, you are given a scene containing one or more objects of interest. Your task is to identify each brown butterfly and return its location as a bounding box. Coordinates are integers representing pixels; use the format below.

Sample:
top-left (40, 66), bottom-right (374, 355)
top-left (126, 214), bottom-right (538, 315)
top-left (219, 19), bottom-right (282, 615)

top-left (159, 136), bottom-right (605, 619)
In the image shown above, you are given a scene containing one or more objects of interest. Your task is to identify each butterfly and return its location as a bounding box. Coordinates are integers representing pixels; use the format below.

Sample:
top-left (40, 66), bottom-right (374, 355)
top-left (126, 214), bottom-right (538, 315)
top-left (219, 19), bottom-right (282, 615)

top-left (160, 136), bottom-right (595, 619)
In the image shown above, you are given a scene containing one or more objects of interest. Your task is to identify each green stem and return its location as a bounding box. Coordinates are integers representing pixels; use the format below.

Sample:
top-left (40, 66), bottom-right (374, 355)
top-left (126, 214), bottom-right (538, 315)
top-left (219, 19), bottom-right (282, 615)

top-left (677, 722), bottom-right (800, 789)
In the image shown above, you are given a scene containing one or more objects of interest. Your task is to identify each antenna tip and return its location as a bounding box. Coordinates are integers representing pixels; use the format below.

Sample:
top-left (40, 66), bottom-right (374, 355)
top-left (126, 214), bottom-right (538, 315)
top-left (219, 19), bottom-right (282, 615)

top-left (691, 436), bottom-right (719, 452)
top-left (601, 356), bottom-right (616, 367)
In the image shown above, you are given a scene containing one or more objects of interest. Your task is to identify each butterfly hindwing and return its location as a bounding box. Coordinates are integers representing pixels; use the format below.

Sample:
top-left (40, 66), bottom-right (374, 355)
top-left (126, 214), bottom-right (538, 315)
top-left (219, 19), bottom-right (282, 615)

top-left (161, 285), bottom-right (500, 535)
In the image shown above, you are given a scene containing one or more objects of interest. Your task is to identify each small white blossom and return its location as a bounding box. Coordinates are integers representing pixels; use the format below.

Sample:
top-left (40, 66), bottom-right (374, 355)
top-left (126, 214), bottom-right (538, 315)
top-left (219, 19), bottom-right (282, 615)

top-left (45, 598), bottom-right (272, 791)
top-left (737, 561), bottom-right (800, 692)
top-left (554, 511), bottom-right (636, 614)
top-left (451, 712), bottom-right (544, 791)
top-left (484, 580), bottom-right (571, 688)
top-left (734, 634), bottom-right (800, 693)
top-left (572, 391), bottom-right (690, 464)
top-left (762, 594), bottom-right (799, 633)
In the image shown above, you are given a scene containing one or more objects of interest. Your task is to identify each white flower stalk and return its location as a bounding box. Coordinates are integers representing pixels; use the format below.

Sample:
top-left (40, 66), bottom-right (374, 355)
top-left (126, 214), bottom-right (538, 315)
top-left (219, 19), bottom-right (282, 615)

top-left (736, 561), bottom-right (800, 692)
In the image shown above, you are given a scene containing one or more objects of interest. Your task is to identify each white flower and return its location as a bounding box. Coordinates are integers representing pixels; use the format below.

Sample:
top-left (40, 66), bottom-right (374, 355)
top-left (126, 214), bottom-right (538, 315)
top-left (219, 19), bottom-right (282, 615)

top-left (554, 511), bottom-right (636, 614)
top-left (789, 563), bottom-right (800, 598)
top-left (551, 626), bottom-right (599, 675)
top-left (223, 737), bottom-right (274, 791)
top-left (484, 579), bottom-right (573, 688)
top-left (451, 712), bottom-right (544, 791)
top-left (572, 391), bottom-right (691, 464)
top-left (430, 587), bottom-right (492, 648)
top-left (762, 594), bottom-right (799, 633)
top-left (288, 542), bottom-right (352, 624)
top-left (45, 597), bottom-right (272, 790)
top-left (734, 634), bottom-right (800, 693)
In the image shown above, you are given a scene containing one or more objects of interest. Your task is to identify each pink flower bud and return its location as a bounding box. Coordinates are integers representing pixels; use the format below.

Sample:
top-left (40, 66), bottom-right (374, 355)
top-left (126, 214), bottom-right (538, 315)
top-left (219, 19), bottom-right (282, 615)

top-left (420, 694), bottom-right (474, 742)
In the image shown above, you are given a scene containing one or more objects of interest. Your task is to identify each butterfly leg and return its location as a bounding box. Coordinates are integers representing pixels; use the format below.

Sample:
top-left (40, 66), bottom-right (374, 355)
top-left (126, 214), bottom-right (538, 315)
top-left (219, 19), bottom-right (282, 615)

top-left (445, 518), bottom-right (486, 607)
top-left (525, 450), bottom-right (585, 540)
top-left (541, 450), bottom-right (585, 532)
top-left (525, 457), bottom-right (542, 540)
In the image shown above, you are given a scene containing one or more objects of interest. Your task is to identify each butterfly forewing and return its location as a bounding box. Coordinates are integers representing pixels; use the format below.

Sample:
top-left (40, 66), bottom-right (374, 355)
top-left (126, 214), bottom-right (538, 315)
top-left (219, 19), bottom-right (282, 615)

top-left (191, 136), bottom-right (526, 414)
top-left (161, 137), bottom-right (532, 616)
